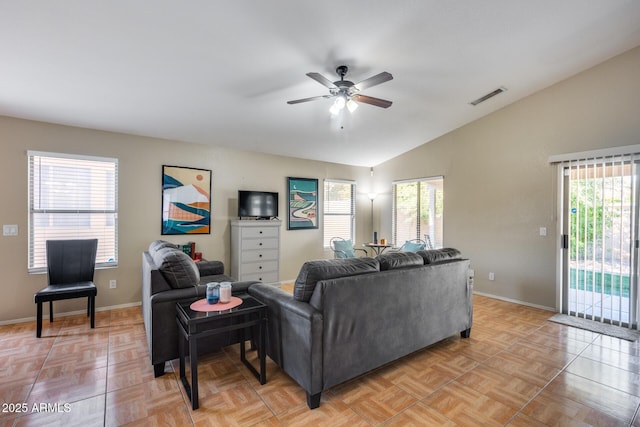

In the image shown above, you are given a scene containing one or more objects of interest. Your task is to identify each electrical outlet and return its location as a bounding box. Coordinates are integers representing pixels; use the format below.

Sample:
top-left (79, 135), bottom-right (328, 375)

top-left (489, 272), bottom-right (495, 281)
top-left (109, 280), bottom-right (117, 289)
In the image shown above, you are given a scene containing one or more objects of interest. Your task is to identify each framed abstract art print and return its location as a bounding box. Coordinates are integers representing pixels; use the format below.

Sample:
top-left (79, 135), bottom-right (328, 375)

top-left (162, 165), bottom-right (211, 235)
top-left (287, 177), bottom-right (318, 230)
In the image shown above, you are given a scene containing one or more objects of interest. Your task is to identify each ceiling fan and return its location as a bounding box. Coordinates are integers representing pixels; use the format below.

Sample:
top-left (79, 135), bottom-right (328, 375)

top-left (287, 65), bottom-right (393, 114)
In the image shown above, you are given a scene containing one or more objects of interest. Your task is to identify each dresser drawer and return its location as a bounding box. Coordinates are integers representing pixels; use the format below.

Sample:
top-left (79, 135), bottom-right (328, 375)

top-left (240, 260), bottom-right (278, 275)
top-left (241, 249), bottom-right (278, 262)
top-left (241, 227), bottom-right (279, 239)
top-left (242, 271), bottom-right (279, 283)
top-left (240, 238), bottom-right (279, 250)
top-left (231, 220), bottom-right (281, 285)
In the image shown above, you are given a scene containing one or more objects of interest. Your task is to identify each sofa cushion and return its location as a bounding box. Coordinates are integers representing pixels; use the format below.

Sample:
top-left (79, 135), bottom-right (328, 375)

top-left (153, 247), bottom-right (200, 289)
top-left (333, 239), bottom-right (356, 259)
top-left (376, 251), bottom-right (424, 271)
top-left (148, 240), bottom-right (179, 256)
top-left (417, 248), bottom-right (462, 264)
top-left (293, 258), bottom-right (380, 302)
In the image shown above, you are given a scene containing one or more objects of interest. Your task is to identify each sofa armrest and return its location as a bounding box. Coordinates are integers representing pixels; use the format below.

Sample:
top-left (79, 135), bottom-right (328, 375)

top-left (248, 283), bottom-right (323, 397)
top-left (142, 251), bottom-right (172, 296)
top-left (230, 280), bottom-right (260, 294)
top-left (197, 260), bottom-right (225, 276)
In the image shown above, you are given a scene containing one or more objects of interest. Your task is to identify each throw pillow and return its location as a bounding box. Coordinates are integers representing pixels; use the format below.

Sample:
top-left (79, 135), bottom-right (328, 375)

top-left (148, 240), bottom-right (179, 256)
top-left (333, 239), bottom-right (356, 258)
top-left (153, 247), bottom-right (200, 289)
top-left (402, 240), bottom-right (426, 252)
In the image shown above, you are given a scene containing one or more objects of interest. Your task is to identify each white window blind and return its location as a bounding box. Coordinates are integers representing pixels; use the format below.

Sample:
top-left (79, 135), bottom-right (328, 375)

top-left (28, 151), bottom-right (118, 273)
top-left (323, 180), bottom-right (356, 247)
top-left (392, 177), bottom-right (443, 248)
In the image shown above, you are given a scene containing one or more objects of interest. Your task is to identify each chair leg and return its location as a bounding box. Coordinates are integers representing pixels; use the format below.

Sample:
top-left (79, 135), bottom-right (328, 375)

top-left (36, 302), bottom-right (43, 338)
top-left (49, 301), bottom-right (54, 322)
top-left (87, 297), bottom-right (90, 317)
top-left (89, 296), bottom-right (95, 329)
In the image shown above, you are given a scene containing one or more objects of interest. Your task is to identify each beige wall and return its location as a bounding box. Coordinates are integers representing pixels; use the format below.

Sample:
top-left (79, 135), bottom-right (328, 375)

top-left (0, 118), bottom-right (374, 323)
top-left (375, 46), bottom-right (640, 309)
top-left (2, 45), bottom-right (639, 322)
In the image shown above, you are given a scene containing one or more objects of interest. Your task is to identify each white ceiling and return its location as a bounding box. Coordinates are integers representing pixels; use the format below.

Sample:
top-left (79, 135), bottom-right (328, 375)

top-left (1, 1), bottom-right (640, 167)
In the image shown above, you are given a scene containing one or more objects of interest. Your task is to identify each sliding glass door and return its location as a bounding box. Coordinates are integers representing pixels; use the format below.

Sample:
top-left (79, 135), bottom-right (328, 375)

top-left (561, 155), bottom-right (638, 327)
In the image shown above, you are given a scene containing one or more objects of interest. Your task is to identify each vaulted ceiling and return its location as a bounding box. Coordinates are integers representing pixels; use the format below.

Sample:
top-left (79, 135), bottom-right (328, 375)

top-left (1, 1), bottom-right (640, 166)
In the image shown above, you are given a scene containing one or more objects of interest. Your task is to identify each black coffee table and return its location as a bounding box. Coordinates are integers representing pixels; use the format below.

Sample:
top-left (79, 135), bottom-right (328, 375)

top-left (176, 294), bottom-right (267, 410)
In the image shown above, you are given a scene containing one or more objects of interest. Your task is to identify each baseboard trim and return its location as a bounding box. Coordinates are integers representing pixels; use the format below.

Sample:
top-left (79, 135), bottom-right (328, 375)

top-left (0, 301), bottom-right (142, 326)
top-left (3, 292), bottom-right (555, 326)
top-left (473, 291), bottom-right (556, 312)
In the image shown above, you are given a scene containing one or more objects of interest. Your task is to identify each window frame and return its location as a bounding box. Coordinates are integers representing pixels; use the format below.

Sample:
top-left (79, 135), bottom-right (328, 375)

top-left (28, 150), bottom-right (119, 273)
top-left (322, 179), bottom-right (356, 248)
top-left (392, 176), bottom-right (443, 248)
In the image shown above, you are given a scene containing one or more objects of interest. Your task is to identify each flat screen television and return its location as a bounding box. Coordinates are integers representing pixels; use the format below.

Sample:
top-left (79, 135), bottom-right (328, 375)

top-left (238, 190), bottom-right (279, 219)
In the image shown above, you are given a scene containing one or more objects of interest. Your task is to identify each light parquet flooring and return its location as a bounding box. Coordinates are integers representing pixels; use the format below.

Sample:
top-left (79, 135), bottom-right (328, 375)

top-left (2, 293), bottom-right (640, 426)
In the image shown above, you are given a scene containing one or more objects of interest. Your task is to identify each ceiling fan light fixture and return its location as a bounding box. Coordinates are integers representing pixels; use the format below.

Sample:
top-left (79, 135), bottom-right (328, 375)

top-left (330, 94), bottom-right (348, 114)
top-left (346, 98), bottom-right (358, 112)
top-left (289, 65), bottom-right (393, 113)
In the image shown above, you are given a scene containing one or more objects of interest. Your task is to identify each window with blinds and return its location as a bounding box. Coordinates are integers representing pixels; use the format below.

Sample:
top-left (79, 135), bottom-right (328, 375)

top-left (28, 151), bottom-right (118, 273)
top-left (323, 180), bottom-right (355, 247)
top-left (392, 177), bottom-right (443, 248)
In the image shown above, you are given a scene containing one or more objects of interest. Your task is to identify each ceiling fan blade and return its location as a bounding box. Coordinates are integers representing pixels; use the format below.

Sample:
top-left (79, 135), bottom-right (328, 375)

top-left (287, 95), bottom-right (333, 105)
top-left (353, 72), bottom-right (393, 92)
top-left (352, 94), bottom-right (393, 108)
top-left (306, 72), bottom-right (338, 89)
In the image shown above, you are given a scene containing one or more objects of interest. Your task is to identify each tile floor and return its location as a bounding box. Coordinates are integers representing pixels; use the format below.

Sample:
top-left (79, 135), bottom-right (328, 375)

top-left (1, 294), bottom-right (640, 426)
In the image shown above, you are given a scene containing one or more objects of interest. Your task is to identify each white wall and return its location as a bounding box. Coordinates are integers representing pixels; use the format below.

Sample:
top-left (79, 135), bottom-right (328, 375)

top-left (0, 117), bottom-right (373, 322)
top-left (375, 46), bottom-right (640, 309)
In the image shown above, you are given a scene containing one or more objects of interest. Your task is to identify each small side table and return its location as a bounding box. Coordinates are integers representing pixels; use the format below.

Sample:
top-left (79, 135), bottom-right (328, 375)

top-left (364, 243), bottom-right (392, 255)
top-left (176, 294), bottom-right (267, 410)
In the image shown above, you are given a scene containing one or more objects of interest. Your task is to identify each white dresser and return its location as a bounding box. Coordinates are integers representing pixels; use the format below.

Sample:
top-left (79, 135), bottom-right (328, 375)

top-left (230, 220), bottom-right (281, 284)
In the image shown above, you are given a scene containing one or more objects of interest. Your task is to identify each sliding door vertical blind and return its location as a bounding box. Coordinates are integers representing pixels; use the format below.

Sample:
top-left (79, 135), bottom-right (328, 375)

top-left (561, 154), bottom-right (637, 327)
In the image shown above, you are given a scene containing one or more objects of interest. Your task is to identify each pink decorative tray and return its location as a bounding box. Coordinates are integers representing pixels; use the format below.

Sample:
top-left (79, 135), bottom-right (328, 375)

top-left (190, 296), bottom-right (243, 312)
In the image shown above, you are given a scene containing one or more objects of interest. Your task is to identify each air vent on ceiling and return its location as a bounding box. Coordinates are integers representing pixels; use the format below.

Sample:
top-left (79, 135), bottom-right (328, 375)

top-left (469, 86), bottom-right (507, 106)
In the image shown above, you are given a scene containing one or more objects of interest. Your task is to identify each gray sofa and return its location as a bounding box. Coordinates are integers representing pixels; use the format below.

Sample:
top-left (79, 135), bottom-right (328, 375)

top-left (142, 240), bottom-right (258, 376)
top-left (248, 248), bottom-right (473, 409)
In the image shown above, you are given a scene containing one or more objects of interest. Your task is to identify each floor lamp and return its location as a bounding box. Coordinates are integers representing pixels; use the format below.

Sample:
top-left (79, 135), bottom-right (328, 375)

top-left (368, 193), bottom-right (377, 243)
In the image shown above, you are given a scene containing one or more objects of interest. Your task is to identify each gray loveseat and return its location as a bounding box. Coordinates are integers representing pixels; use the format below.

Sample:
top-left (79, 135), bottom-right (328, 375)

top-left (142, 240), bottom-right (258, 376)
top-left (248, 248), bottom-right (472, 409)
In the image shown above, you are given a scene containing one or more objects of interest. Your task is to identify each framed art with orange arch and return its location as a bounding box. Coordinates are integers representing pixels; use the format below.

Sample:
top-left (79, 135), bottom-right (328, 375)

top-left (162, 165), bottom-right (212, 235)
